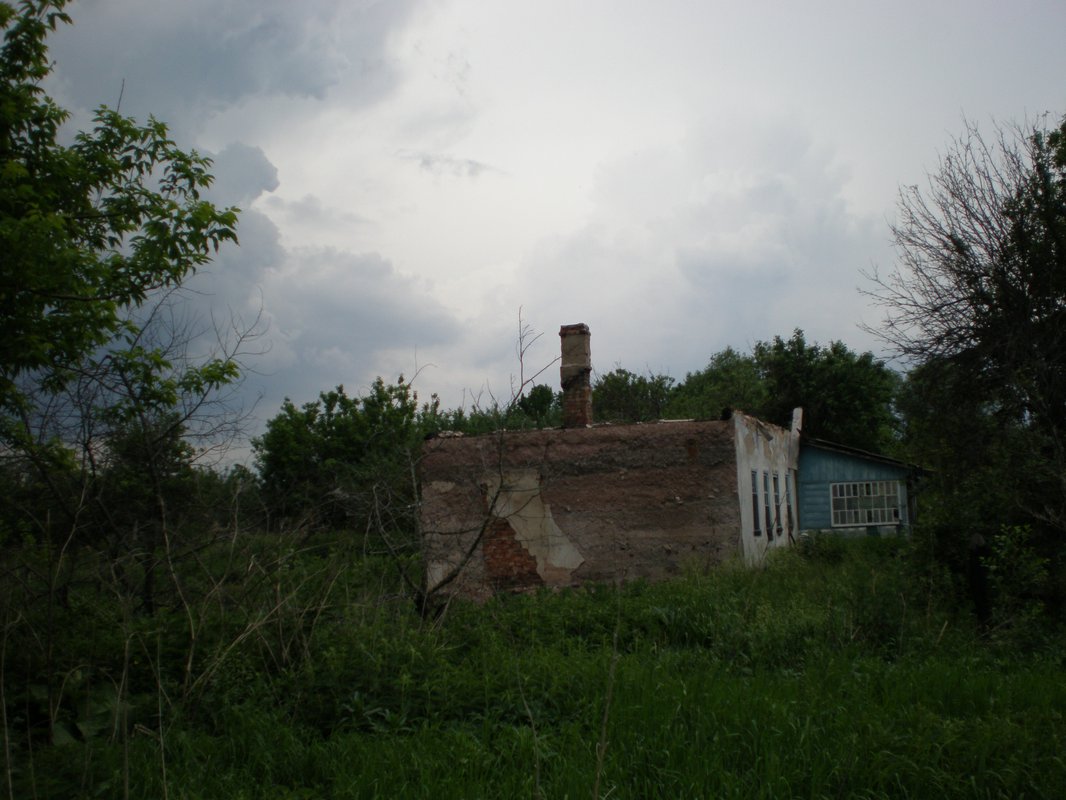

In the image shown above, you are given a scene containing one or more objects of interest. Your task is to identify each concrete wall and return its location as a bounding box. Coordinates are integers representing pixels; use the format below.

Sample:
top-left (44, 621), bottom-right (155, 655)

top-left (420, 421), bottom-right (742, 599)
top-left (732, 413), bottom-right (800, 563)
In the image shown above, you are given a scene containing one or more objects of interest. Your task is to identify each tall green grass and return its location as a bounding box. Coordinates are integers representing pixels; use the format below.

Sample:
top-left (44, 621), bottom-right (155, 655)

top-left (6, 535), bottom-right (1065, 798)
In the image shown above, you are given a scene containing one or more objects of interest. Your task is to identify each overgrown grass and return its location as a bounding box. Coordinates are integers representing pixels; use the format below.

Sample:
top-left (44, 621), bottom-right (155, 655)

top-left (5, 534), bottom-right (1064, 798)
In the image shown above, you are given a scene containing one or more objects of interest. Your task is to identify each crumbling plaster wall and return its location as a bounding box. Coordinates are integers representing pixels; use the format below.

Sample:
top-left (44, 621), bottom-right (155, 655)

top-left (733, 412), bottom-right (801, 563)
top-left (420, 421), bottom-right (741, 599)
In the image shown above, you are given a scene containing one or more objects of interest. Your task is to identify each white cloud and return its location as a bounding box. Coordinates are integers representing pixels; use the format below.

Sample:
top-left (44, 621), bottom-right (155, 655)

top-left (512, 114), bottom-right (890, 379)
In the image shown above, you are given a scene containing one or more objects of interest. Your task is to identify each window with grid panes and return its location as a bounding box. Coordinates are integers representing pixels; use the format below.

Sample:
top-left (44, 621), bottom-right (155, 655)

top-left (830, 480), bottom-right (902, 527)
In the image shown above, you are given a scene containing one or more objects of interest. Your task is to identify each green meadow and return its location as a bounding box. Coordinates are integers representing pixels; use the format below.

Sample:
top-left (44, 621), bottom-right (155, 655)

top-left (7, 534), bottom-right (1063, 799)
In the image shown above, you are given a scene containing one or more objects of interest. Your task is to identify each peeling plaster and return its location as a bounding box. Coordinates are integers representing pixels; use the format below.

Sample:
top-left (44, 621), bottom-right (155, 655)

top-left (485, 469), bottom-right (585, 582)
top-left (425, 561), bottom-right (449, 591)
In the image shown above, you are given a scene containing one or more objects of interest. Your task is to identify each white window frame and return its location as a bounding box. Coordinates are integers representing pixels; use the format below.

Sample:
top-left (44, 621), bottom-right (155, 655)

top-left (751, 470), bottom-right (762, 537)
top-left (784, 473), bottom-right (795, 534)
top-left (772, 473), bottom-right (782, 537)
top-left (763, 472), bottom-right (773, 542)
top-left (830, 480), bottom-right (902, 527)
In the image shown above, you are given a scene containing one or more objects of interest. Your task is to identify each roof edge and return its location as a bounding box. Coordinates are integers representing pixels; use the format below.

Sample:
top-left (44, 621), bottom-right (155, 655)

top-left (801, 436), bottom-right (924, 473)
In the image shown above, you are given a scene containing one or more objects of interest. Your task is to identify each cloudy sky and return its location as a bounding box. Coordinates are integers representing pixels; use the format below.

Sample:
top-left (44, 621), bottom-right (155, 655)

top-left (44, 0), bottom-right (1066, 443)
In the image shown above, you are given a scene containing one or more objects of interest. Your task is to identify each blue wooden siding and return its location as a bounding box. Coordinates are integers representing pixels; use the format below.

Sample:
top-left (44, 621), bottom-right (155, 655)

top-left (797, 445), bottom-right (910, 531)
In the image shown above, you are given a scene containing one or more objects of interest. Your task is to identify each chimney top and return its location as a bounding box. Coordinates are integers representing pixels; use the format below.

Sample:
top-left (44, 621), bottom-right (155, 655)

top-left (559, 323), bottom-right (590, 337)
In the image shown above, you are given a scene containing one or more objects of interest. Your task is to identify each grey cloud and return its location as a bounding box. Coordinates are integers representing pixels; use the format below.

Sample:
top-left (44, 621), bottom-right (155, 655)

top-left (253, 248), bottom-right (461, 408)
top-left (205, 143), bottom-right (279, 207)
top-left (138, 188), bottom-right (461, 429)
top-left (48, 0), bottom-right (422, 140)
top-left (197, 208), bottom-right (285, 304)
top-left (165, 208), bottom-right (283, 412)
top-left (675, 246), bottom-right (789, 288)
top-left (262, 194), bottom-right (369, 230)
top-left (400, 150), bottom-right (500, 178)
top-left (164, 137), bottom-right (284, 327)
top-left (267, 248), bottom-right (458, 347)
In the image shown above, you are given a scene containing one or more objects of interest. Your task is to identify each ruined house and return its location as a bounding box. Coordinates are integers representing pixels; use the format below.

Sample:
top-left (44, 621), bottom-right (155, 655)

top-left (420, 325), bottom-right (921, 599)
top-left (419, 324), bottom-right (801, 599)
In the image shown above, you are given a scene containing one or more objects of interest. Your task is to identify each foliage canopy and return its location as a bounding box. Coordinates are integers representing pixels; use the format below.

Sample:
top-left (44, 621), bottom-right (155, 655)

top-left (601, 332), bottom-right (899, 452)
top-left (870, 115), bottom-right (1066, 533)
top-left (0, 0), bottom-right (246, 570)
top-left (0, 0), bottom-right (239, 424)
top-left (592, 368), bottom-right (675, 423)
top-left (254, 378), bottom-right (438, 529)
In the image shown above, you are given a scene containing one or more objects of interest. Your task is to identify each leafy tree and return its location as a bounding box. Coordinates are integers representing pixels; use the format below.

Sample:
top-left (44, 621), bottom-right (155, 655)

top-left (517, 383), bottom-right (559, 427)
top-left (437, 384), bottom-right (561, 434)
top-left (664, 332), bottom-right (899, 452)
top-left (254, 378), bottom-right (437, 530)
top-left (896, 358), bottom-right (1029, 536)
top-left (0, 0), bottom-right (248, 619)
top-left (868, 115), bottom-right (1066, 532)
top-left (0, 0), bottom-right (239, 430)
top-left (753, 331), bottom-right (900, 451)
top-left (666, 346), bottom-right (767, 421)
top-left (592, 368), bottom-right (675, 423)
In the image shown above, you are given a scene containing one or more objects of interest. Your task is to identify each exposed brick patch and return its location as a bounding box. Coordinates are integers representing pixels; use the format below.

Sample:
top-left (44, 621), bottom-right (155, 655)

top-left (562, 384), bottom-right (591, 427)
top-left (483, 518), bottom-right (543, 591)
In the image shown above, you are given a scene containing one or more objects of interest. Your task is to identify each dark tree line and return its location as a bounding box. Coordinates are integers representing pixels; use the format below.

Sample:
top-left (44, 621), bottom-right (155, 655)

top-left (1, 0), bottom-right (256, 616)
top-left (868, 116), bottom-right (1066, 612)
top-left (592, 331), bottom-right (900, 454)
top-left (871, 118), bottom-right (1066, 526)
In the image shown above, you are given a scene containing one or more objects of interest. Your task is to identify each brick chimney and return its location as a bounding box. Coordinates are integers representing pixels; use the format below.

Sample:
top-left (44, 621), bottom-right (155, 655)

top-left (559, 323), bottom-right (592, 428)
